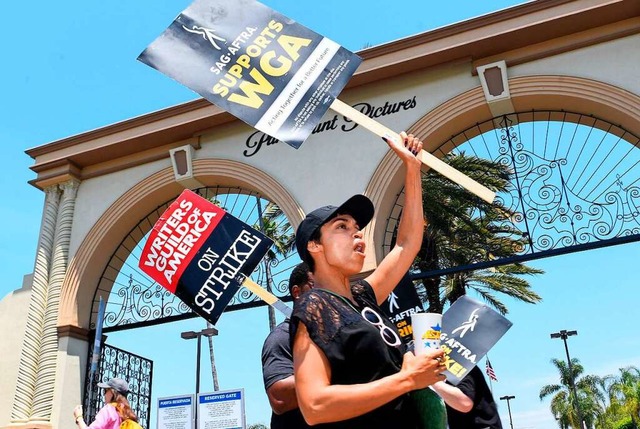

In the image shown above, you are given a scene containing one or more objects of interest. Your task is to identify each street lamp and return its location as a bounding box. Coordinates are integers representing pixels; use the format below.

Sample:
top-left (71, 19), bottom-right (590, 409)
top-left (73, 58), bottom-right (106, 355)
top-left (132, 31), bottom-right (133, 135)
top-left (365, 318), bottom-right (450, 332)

top-left (181, 327), bottom-right (218, 394)
top-left (181, 327), bottom-right (218, 429)
top-left (550, 329), bottom-right (584, 429)
top-left (499, 395), bottom-right (515, 429)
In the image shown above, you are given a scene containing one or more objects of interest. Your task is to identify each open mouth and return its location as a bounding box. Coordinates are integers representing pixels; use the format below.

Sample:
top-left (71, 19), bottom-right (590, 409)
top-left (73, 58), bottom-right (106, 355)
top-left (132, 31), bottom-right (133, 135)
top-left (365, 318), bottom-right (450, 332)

top-left (354, 242), bottom-right (366, 255)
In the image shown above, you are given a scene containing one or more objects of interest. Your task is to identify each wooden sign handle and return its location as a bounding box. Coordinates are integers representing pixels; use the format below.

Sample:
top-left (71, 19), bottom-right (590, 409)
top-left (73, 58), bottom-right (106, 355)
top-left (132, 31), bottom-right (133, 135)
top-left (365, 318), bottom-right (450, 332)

top-left (242, 277), bottom-right (292, 318)
top-left (329, 99), bottom-right (496, 203)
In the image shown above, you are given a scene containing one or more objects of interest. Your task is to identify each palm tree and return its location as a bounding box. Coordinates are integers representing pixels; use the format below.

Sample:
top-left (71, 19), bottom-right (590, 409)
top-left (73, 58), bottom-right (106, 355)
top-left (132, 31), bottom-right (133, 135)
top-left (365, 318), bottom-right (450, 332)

top-left (550, 392), bottom-right (573, 429)
top-left (205, 321), bottom-right (219, 391)
top-left (255, 199), bottom-right (295, 331)
top-left (414, 152), bottom-right (542, 314)
top-left (539, 357), bottom-right (605, 428)
top-left (439, 263), bottom-right (543, 315)
top-left (257, 201), bottom-right (295, 259)
top-left (604, 366), bottom-right (640, 428)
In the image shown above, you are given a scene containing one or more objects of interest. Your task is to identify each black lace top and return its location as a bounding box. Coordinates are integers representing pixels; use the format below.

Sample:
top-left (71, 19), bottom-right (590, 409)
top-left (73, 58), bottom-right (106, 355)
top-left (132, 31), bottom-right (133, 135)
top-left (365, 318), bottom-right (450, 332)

top-left (290, 281), bottom-right (419, 428)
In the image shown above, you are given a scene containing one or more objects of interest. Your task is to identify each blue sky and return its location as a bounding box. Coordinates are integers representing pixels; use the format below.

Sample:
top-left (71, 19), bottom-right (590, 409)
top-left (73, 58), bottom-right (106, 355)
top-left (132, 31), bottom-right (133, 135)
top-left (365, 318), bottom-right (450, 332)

top-left (2, 0), bottom-right (639, 428)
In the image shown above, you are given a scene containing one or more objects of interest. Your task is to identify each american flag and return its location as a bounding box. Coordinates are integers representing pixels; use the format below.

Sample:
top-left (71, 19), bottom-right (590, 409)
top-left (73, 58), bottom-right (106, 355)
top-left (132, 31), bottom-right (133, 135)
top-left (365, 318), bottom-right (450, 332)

top-left (485, 358), bottom-right (498, 382)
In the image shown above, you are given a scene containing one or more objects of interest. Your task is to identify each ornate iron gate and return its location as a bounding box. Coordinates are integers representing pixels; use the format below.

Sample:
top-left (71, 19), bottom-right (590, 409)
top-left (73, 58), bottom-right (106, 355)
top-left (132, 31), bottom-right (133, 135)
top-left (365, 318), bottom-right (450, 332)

top-left (383, 110), bottom-right (640, 279)
top-left (83, 343), bottom-right (153, 429)
top-left (88, 187), bottom-right (297, 332)
top-left (83, 186), bottom-right (296, 428)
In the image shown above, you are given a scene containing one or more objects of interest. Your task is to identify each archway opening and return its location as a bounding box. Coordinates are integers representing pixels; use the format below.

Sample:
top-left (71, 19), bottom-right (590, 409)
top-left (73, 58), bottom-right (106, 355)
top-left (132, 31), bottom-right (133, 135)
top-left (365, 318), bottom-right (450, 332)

top-left (385, 110), bottom-right (640, 277)
top-left (84, 186), bottom-right (301, 427)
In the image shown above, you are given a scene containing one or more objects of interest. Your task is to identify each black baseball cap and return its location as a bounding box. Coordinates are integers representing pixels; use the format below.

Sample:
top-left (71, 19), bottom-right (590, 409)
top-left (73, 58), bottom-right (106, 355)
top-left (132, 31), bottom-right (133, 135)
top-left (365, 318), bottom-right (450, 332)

top-left (295, 194), bottom-right (374, 265)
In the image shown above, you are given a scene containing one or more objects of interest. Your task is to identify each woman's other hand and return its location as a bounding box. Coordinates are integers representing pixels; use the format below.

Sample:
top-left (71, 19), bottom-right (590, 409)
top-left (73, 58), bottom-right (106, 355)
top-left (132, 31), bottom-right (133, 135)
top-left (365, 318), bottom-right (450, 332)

top-left (400, 349), bottom-right (447, 391)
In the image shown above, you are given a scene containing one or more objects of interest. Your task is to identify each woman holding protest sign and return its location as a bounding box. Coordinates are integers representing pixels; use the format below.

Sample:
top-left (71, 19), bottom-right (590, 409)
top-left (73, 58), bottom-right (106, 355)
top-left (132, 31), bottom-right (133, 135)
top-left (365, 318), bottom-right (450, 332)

top-left (290, 131), bottom-right (447, 428)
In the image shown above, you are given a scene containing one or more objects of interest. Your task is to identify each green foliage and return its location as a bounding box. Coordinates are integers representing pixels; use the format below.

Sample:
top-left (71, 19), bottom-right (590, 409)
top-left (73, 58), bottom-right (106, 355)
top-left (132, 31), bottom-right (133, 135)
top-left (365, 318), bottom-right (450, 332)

top-left (540, 360), bottom-right (640, 429)
top-left (253, 200), bottom-right (295, 331)
top-left (539, 358), bottom-right (604, 428)
top-left (613, 416), bottom-right (635, 429)
top-left (601, 366), bottom-right (640, 429)
top-left (254, 201), bottom-right (295, 260)
top-left (414, 152), bottom-right (542, 314)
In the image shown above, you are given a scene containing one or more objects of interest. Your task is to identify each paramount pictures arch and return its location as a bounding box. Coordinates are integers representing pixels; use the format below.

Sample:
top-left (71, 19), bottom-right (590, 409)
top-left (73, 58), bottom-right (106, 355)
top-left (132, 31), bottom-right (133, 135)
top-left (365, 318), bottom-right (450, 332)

top-left (2, 1), bottom-right (640, 428)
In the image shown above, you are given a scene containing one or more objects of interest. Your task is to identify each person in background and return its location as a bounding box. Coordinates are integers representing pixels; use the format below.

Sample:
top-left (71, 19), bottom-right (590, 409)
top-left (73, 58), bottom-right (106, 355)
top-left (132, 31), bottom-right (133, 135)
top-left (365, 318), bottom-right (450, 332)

top-left (73, 378), bottom-right (139, 429)
top-left (260, 262), bottom-right (314, 429)
top-left (432, 366), bottom-right (504, 429)
top-left (290, 131), bottom-right (446, 428)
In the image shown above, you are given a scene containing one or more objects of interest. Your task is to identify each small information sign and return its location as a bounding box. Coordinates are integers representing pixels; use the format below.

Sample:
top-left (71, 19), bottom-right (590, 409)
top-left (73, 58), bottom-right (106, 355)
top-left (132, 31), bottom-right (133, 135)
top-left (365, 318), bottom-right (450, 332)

top-left (197, 389), bottom-right (245, 429)
top-left (157, 394), bottom-right (195, 429)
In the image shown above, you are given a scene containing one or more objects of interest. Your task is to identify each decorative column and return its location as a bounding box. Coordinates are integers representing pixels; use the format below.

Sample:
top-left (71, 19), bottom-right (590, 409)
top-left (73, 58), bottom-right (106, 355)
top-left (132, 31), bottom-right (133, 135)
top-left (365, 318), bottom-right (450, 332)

top-left (31, 180), bottom-right (79, 422)
top-left (10, 186), bottom-right (61, 424)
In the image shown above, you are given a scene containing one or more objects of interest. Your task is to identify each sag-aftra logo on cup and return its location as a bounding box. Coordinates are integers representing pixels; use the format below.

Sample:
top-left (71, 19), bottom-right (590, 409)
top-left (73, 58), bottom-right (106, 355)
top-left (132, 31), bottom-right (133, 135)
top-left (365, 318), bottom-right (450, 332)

top-left (421, 323), bottom-right (442, 350)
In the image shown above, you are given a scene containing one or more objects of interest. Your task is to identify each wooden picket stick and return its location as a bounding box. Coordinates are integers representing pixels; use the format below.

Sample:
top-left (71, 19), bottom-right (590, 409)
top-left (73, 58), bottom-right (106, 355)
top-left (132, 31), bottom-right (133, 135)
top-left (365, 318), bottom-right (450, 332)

top-left (330, 99), bottom-right (496, 204)
top-left (242, 277), bottom-right (292, 318)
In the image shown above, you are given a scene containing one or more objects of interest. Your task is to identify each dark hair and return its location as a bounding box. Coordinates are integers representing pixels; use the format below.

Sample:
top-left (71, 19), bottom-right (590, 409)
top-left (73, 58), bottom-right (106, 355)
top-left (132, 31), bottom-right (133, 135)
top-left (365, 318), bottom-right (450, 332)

top-left (288, 262), bottom-right (311, 297)
top-left (302, 227), bottom-right (323, 272)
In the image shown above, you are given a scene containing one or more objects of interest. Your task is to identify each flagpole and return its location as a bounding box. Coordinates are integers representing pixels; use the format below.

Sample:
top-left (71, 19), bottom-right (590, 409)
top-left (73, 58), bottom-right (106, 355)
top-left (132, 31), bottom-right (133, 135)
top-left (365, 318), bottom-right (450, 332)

top-left (485, 355), bottom-right (494, 394)
top-left (88, 297), bottom-right (106, 414)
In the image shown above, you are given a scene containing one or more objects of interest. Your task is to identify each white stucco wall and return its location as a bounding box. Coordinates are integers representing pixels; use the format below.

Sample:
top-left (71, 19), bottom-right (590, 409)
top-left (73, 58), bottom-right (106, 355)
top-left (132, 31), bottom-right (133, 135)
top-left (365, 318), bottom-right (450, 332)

top-left (50, 337), bottom-right (89, 429)
top-left (65, 32), bottom-right (640, 269)
top-left (0, 283), bottom-right (32, 427)
top-left (68, 157), bottom-right (172, 259)
top-left (65, 59), bottom-right (480, 264)
top-left (510, 34), bottom-right (640, 95)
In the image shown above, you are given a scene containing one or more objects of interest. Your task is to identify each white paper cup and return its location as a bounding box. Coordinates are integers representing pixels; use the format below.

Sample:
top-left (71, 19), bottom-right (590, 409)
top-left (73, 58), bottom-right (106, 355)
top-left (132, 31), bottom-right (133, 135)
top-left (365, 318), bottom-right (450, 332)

top-left (411, 312), bottom-right (443, 355)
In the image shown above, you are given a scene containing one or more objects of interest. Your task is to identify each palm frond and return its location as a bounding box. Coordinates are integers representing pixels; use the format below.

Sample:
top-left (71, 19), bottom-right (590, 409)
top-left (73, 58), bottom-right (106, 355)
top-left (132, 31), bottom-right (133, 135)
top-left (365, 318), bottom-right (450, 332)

top-left (417, 152), bottom-right (544, 315)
